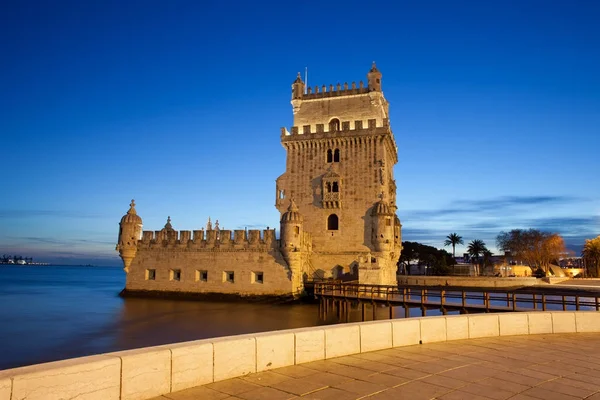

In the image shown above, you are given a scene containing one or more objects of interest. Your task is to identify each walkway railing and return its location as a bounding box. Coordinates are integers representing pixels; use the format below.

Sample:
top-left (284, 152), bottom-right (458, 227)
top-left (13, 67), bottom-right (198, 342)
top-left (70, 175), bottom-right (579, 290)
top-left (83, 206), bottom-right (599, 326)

top-left (314, 282), bottom-right (600, 318)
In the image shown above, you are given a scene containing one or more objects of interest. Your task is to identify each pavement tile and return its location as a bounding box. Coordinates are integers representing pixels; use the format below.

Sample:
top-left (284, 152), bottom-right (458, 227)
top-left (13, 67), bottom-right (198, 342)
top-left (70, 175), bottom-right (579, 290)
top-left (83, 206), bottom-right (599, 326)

top-left (419, 374), bottom-right (469, 390)
top-left (357, 372), bottom-right (409, 388)
top-left (476, 376), bottom-right (531, 393)
top-left (273, 365), bottom-right (319, 378)
top-left (299, 371), bottom-right (353, 387)
top-left (458, 382), bottom-right (515, 400)
top-left (161, 386), bottom-right (230, 399)
top-left (380, 380), bottom-right (451, 399)
top-left (435, 389), bottom-right (493, 400)
top-left (536, 379), bottom-right (597, 398)
top-left (331, 379), bottom-right (387, 396)
top-left (298, 387), bottom-right (361, 400)
top-left (270, 377), bottom-right (327, 396)
top-left (234, 386), bottom-right (298, 400)
top-left (520, 386), bottom-right (581, 400)
top-left (241, 371), bottom-right (291, 387)
top-left (437, 365), bottom-right (495, 383)
top-left (382, 366), bottom-right (431, 380)
top-left (205, 378), bottom-right (262, 396)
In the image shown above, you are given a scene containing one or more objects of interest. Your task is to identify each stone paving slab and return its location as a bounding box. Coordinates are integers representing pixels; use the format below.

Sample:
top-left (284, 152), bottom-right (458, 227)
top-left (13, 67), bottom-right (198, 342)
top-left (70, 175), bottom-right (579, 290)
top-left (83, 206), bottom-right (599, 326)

top-left (150, 333), bottom-right (600, 400)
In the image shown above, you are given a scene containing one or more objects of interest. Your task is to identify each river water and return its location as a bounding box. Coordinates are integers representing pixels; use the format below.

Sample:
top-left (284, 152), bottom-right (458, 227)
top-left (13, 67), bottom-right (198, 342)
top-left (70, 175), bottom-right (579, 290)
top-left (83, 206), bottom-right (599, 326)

top-left (0, 265), bottom-right (342, 370)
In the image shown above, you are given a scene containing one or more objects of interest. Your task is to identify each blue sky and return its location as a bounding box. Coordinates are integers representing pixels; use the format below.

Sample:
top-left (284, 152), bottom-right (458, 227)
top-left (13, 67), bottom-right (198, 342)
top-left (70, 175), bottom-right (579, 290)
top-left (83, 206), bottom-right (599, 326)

top-left (1, 1), bottom-right (599, 266)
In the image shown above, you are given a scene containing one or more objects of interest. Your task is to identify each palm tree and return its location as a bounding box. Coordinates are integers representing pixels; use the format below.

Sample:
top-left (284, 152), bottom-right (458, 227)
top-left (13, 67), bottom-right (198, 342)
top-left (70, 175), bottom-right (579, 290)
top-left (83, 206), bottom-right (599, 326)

top-left (467, 239), bottom-right (487, 276)
top-left (444, 233), bottom-right (463, 260)
top-left (582, 236), bottom-right (600, 277)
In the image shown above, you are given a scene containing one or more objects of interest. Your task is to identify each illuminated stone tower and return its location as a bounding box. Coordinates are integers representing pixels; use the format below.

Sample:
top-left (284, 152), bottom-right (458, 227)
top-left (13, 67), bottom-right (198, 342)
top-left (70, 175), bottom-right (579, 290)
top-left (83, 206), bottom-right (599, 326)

top-left (276, 63), bottom-right (402, 285)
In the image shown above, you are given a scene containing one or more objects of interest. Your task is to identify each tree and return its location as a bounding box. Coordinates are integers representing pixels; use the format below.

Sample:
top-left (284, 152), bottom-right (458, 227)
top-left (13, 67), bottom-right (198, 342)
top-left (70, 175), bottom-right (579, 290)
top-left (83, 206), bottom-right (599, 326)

top-left (497, 229), bottom-right (566, 275)
top-left (582, 236), bottom-right (600, 277)
top-left (444, 233), bottom-right (464, 260)
top-left (467, 239), bottom-right (488, 276)
top-left (398, 241), bottom-right (454, 276)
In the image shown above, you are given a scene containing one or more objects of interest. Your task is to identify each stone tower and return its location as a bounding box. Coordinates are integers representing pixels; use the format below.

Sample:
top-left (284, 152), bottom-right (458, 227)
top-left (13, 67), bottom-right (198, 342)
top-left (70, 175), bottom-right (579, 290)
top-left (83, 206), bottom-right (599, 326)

top-left (117, 200), bottom-right (143, 272)
top-left (276, 63), bottom-right (402, 285)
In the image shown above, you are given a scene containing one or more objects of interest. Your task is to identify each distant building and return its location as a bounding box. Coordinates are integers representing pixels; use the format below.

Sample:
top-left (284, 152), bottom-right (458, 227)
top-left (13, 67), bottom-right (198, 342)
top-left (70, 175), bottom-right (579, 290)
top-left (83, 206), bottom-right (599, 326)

top-left (117, 64), bottom-right (402, 297)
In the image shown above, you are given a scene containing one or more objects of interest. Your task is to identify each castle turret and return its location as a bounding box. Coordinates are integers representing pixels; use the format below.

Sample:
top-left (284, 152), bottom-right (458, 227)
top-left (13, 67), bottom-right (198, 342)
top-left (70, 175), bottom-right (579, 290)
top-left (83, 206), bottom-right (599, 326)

top-left (371, 199), bottom-right (394, 252)
top-left (117, 200), bottom-right (143, 272)
top-left (367, 62), bottom-right (382, 92)
top-left (291, 72), bottom-right (305, 100)
top-left (280, 199), bottom-right (303, 264)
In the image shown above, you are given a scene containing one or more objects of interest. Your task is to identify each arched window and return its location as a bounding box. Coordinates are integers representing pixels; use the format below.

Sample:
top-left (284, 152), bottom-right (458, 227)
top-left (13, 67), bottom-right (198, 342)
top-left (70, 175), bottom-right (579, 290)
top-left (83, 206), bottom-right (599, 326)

top-left (326, 182), bottom-right (332, 192)
top-left (333, 149), bottom-right (340, 162)
top-left (327, 214), bottom-right (339, 230)
top-left (332, 182), bottom-right (339, 192)
top-left (326, 149), bottom-right (333, 163)
top-left (329, 118), bottom-right (340, 132)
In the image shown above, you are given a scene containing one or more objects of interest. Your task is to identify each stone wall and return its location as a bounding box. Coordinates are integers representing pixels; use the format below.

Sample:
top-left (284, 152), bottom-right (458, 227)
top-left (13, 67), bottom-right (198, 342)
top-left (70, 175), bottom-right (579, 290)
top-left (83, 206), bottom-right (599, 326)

top-left (125, 248), bottom-right (295, 296)
top-left (398, 275), bottom-right (540, 288)
top-left (2, 311), bottom-right (599, 400)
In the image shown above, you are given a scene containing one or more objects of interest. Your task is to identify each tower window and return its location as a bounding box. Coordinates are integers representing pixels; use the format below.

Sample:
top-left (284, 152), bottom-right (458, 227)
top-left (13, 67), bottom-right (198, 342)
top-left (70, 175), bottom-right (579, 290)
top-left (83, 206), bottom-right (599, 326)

top-left (326, 182), bottom-right (332, 192)
top-left (327, 214), bottom-right (339, 230)
top-left (332, 182), bottom-right (339, 193)
top-left (170, 269), bottom-right (181, 281)
top-left (333, 149), bottom-right (340, 162)
top-left (223, 271), bottom-right (235, 283)
top-left (294, 226), bottom-right (300, 235)
top-left (145, 269), bottom-right (156, 280)
top-left (329, 118), bottom-right (340, 132)
top-left (196, 270), bottom-right (208, 282)
top-left (327, 149), bottom-right (333, 163)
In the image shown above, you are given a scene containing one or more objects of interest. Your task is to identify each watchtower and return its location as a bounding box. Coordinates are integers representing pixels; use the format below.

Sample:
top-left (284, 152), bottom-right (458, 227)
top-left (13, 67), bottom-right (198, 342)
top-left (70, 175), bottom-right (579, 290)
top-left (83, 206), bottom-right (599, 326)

top-left (277, 63), bottom-right (401, 285)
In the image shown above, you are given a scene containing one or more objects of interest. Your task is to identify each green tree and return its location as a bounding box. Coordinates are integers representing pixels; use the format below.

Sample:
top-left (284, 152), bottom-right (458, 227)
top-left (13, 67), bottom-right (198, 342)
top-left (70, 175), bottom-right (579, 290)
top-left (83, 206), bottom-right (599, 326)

top-left (467, 239), bottom-right (488, 276)
top-left (398, 241), bottom-right (454, 276)
top-left (444, 233), bottom-right (464, 260)
top-left (582, 236), bottom-right (600, 277)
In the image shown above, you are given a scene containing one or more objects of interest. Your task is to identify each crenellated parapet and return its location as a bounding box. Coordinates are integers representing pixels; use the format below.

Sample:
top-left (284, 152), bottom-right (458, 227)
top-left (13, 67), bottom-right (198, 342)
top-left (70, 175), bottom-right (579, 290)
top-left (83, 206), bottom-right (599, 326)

top-left (281, 118), bottom-right (390, 137)
top-left (138, 228), bottom-right (277, 251)
top-left (302, 81), bottom-right (371, 100)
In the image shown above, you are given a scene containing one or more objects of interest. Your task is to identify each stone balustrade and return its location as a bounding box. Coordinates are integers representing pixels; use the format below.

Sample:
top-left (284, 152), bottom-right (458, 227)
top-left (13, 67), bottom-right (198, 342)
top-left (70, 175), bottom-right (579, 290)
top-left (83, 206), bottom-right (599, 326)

top-left (1, 311), bottom-right (599, 400)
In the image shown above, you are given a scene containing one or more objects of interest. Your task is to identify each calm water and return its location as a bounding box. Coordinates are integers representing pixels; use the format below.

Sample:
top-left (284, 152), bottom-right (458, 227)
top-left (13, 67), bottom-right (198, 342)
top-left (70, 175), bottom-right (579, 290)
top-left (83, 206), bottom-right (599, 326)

top-left (0, 265), bottom-right (336, 370)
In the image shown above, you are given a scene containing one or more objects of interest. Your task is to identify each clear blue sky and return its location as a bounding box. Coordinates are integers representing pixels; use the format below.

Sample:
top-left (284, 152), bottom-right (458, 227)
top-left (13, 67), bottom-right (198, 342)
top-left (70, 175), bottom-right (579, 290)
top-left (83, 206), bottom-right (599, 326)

top-left (1, 1), bottom-right (599, 266)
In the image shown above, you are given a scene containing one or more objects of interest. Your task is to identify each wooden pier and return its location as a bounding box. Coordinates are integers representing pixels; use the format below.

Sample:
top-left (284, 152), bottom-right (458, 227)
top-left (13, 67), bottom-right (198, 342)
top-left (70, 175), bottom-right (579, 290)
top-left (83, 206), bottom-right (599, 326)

top-left (314, 282), bottom-right (600, 322)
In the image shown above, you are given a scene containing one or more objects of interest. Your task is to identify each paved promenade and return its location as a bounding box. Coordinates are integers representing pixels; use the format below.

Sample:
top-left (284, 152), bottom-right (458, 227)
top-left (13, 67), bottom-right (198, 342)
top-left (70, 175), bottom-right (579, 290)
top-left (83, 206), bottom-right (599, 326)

top-left (150, 332), bottom-right (600, 400)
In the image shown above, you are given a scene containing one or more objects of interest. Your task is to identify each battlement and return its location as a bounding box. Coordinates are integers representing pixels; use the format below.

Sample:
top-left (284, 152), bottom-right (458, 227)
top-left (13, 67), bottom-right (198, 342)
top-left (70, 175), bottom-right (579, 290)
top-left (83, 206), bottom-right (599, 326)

top-left (299, 81), bottom-right (373, 100)
top-left (281, 118), bottom-right (390, 137)
top-left (139, 228), bottom-right (277, 251)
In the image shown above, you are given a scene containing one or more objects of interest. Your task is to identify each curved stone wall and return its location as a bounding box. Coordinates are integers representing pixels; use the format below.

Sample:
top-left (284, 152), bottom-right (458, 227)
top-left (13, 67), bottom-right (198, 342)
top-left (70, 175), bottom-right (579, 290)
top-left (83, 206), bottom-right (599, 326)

top-left (1, 311), bottom-right (599, 400)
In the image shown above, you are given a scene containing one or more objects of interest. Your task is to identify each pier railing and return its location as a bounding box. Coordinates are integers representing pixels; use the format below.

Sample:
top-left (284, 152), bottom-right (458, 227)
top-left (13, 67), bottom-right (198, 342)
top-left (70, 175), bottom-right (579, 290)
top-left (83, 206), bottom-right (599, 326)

top-left (314, 282), bottom-right (600, 313)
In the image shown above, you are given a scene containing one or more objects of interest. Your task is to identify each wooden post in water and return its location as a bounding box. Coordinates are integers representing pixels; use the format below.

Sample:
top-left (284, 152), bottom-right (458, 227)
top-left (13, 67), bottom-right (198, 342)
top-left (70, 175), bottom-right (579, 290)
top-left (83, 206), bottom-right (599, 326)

top-left (533, 293), bottom-right (537, 310)
top-left (576, 295), bottom-right (580, 311)
top-left (462, 291), bottom-right (466, 308)
top-left (563, 295), bottom-right (567, 311)
top-left (361, 302), bottom-right (366, 321)
top-left (506, 292), bottom-right (510, 307)
top-left (596, 296), bottom-right (599, 311)
top-left (389, 304), bottom-right (394, 319)
top-left (372, 302), bottom-right (377, 320)
top-left (542, 294), bottom-right (547, 311)
top-left (512, 293), bottom-right (517, 311)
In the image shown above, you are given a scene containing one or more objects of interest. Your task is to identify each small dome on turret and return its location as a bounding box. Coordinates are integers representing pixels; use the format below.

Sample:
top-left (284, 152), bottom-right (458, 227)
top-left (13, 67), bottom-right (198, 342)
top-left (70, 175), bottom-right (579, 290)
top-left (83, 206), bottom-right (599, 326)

top-left (120, 200), bottom-right (142, 224)
top-left (369, 61), bottom-right (380, 73)
top-left (371, 199), bottom-right (392, 216)
top-left (162, 216), bottom-right (174, 231)
top-left (281, 199), bottom-right (303, 223)
top-left (293, 72), bottom-right (303, 84)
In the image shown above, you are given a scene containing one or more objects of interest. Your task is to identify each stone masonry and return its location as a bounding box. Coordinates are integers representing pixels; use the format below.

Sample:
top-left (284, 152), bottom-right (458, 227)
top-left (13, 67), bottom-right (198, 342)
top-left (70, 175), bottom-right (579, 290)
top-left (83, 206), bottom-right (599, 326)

top-left (116, 63), bottom-right (402, 297)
